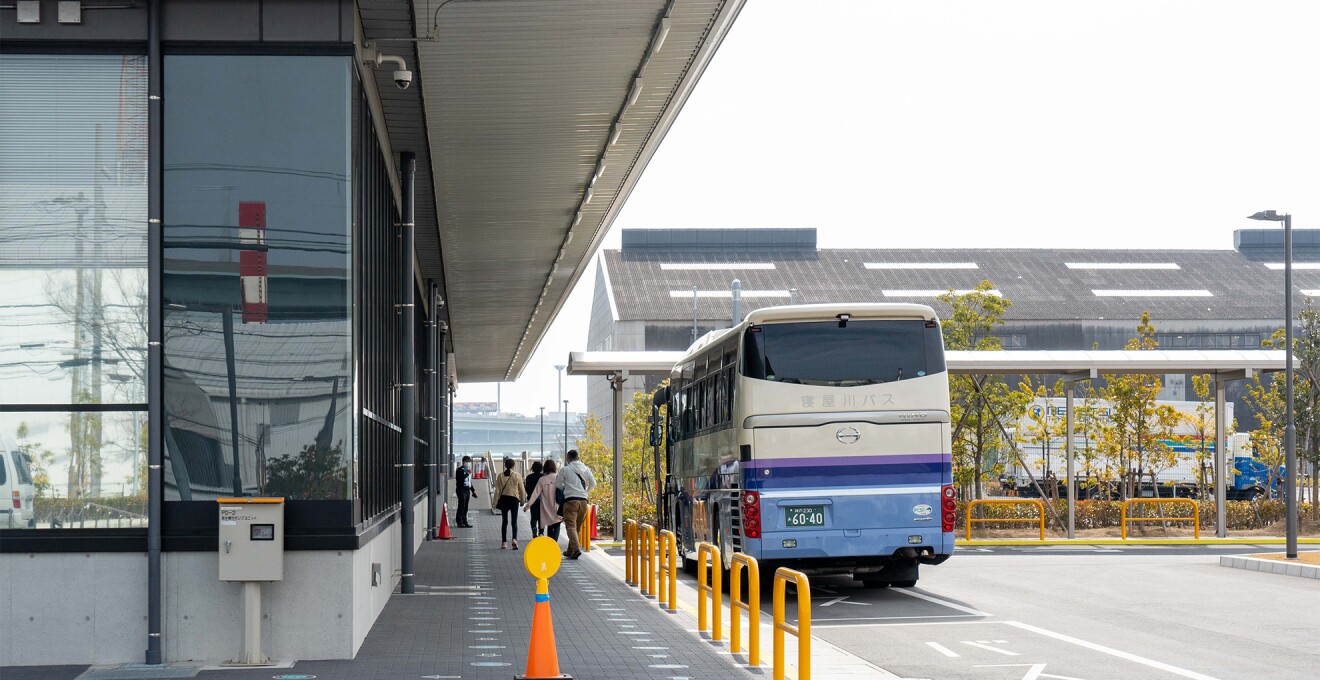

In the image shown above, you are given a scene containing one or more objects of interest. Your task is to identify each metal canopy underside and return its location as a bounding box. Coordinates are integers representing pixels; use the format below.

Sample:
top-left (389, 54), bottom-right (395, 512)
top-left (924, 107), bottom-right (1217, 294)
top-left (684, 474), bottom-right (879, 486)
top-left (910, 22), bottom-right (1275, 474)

top-left (390, 0), bottom-right (743, 382)
top-left (567, 349), bottom-right (1289, 377)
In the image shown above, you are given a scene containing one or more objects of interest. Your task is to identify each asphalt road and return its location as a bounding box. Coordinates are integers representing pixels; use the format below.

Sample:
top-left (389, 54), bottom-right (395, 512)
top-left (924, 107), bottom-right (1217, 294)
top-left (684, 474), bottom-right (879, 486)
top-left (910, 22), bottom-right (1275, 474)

top-left (784, 544), bottom-right (1320, 680)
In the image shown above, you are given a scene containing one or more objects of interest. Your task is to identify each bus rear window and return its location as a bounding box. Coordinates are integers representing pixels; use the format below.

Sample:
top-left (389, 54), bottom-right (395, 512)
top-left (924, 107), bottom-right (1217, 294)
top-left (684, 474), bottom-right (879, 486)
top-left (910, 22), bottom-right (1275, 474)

top-left (742, 319), bottom-right (945, 387)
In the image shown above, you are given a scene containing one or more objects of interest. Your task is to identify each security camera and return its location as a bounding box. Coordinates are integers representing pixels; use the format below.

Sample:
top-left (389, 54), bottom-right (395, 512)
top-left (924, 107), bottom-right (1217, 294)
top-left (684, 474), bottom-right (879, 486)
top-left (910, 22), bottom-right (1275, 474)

top-left (393, 69), bottom-right (413, 90)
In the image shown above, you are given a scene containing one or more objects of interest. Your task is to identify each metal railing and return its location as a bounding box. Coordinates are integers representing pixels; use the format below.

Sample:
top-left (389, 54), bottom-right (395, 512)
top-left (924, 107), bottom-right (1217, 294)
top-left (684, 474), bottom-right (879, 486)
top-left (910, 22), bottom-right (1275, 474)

top-left (696, 542), bottom-right (722, 641)
top-left (773, 567), bottom-right (811, 680)
top-left (624, 519), bottom-right (638, 586)
top-left (965, 498), bottom-right (1046, 540)
top-left (730, 552), bottom-right (761, 666)
top-left (1122, 498), bottom-right (1200, 540)
top-left (657, 529), bottom-right (677, 612)
top-left (640, 523), bottom-right (656, 598)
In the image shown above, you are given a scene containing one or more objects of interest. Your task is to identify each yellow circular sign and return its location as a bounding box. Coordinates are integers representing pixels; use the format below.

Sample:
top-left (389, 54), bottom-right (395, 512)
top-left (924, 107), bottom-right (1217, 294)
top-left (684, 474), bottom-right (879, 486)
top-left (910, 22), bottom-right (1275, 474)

top-left (523, 536), bottom-right (562, 580)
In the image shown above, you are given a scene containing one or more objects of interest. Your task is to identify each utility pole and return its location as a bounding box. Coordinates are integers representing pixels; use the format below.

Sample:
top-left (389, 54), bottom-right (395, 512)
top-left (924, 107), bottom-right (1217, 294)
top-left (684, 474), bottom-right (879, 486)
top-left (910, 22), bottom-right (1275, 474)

top-left (555, 364), bottom-right (566, 454)
top-left (539, 406), bottom-right (545, 460)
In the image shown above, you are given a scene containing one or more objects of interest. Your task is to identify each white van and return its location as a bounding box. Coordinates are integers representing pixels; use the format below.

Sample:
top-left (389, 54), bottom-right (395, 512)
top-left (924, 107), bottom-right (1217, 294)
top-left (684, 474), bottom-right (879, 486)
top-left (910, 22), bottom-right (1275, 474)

top-left (0, 436), bottom-right (36, 528)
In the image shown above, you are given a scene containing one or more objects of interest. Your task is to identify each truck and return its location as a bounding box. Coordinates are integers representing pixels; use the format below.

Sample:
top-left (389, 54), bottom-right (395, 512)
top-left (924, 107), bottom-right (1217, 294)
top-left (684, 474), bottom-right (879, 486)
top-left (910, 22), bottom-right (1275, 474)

top-left (1000, 398), bottom-right (1281, 500)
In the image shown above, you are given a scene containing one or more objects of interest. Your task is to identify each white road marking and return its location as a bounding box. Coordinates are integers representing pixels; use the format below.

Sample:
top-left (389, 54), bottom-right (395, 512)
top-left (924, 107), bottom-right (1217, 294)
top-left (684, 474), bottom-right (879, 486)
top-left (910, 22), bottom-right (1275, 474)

top-left (820, 596), bottom-right (871, 607)
top-left (1004, 621), bottom-right (1222, 680)
top-left (814, 619), bottom-right (998, 628)
top-left (925, 641), bottom-right (960, 657)
top-left (974, 663), bottom-right (1086, 680)
top-left (814, 614), bottom-right (980, 624)
top-left (961, 640), bottom-right (1019, 656)
top-left (893, 588), bottom-right (992, 616)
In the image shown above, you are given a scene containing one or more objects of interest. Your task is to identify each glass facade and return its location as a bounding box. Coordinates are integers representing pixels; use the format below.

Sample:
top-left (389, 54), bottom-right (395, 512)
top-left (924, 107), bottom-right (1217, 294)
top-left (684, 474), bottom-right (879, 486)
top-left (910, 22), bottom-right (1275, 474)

top-left (162, 56), bottom-right (353, 501)
top-left (0, 55), bottom-right (149, 528)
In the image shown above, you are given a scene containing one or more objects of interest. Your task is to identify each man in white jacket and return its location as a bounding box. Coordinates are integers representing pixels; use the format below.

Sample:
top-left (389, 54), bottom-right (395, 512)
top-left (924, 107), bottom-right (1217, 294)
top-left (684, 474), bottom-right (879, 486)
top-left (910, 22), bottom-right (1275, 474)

top-left (555, 449), bottom-right (597, 558)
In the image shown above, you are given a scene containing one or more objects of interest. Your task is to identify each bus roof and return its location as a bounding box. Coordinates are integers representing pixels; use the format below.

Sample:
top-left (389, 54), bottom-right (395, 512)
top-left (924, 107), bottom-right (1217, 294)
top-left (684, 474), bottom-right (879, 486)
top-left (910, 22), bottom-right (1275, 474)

top-left (680, 303), bottom-right (939, 358)
top-left (744, 303), bottom-right (937, 325)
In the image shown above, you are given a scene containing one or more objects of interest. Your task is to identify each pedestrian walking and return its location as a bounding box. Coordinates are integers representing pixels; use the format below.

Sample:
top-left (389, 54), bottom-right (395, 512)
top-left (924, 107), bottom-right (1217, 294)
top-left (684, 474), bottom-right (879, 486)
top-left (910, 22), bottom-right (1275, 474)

top-left (524, 461), bottom-right (544, 537)
top-left (494, 457), bottom-right (526, 550)
top-left (455, 455), bottom-right (474, 528)
top-left (555, 449), bottom-right (596, 559)
top-left (524, 460), bottom-right (562, 542)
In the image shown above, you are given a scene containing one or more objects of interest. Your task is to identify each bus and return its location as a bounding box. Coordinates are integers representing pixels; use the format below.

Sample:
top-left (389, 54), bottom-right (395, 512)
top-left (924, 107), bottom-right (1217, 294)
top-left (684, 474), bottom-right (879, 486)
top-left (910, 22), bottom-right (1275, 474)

top-left (651, 303), bottom-right (954, 588)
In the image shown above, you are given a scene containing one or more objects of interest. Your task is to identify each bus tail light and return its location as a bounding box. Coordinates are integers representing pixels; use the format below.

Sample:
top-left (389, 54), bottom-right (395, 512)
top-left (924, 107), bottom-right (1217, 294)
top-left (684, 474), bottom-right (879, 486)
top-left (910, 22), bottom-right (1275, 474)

top-left (940, 484), bottom-right (956, 533)
top-left (12, 491), bottom-right (20, 509)
top-left (742, 491), bottom-right (761, 539)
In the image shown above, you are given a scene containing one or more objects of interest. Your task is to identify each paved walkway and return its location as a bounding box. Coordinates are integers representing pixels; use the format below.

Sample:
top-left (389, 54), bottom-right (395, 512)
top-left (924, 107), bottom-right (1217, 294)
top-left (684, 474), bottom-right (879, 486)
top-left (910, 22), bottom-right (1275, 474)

top-left (186, 509), bottom-right (750, 680)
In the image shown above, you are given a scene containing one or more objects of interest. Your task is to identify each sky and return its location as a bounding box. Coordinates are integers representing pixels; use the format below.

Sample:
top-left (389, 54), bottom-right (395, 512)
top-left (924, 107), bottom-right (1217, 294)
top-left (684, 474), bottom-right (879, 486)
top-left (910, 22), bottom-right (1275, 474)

top-left (455, 0), bottom-right (1320, 418)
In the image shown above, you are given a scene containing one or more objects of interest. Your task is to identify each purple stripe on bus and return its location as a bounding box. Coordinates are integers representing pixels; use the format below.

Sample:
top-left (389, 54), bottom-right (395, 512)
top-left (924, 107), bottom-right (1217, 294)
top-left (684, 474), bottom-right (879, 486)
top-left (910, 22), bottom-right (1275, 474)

top-left (750, 454), bottom-right (951, 468)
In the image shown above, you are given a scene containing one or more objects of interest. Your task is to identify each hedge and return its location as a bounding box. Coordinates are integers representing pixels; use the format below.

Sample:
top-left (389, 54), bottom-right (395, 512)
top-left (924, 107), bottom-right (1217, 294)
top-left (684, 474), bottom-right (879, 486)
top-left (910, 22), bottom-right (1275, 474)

top-left (956, 499), bottom-right (1313, 531)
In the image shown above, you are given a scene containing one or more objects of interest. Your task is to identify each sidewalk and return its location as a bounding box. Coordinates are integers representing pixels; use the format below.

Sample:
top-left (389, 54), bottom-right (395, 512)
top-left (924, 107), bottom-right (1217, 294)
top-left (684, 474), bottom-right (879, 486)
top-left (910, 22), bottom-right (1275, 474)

top-left (176, 509), bottom-right (749, 680)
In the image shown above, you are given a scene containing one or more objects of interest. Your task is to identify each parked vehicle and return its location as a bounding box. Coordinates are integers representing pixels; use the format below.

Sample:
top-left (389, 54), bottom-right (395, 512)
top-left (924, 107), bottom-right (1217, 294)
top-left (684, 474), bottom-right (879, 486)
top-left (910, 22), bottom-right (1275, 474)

top-left (0, 436), bottom-right (36, 528)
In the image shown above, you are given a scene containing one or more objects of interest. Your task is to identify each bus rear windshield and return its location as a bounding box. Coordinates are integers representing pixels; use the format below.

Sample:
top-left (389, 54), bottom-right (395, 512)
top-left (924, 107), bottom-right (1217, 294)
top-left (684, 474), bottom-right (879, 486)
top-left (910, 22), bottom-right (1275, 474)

top-left (742, 319), bottom-right (945, 387)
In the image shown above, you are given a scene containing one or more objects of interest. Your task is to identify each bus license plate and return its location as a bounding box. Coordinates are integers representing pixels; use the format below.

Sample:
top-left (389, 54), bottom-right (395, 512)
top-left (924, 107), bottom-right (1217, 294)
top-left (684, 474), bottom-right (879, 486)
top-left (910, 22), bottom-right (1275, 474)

top-left (784, 505), bottom-right (825, 527)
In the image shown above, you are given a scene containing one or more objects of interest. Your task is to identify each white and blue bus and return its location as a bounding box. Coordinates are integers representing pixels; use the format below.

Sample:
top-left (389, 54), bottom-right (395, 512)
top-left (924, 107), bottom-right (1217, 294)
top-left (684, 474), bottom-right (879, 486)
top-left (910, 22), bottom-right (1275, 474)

top-left (653, 303), bottom-right (954, 587)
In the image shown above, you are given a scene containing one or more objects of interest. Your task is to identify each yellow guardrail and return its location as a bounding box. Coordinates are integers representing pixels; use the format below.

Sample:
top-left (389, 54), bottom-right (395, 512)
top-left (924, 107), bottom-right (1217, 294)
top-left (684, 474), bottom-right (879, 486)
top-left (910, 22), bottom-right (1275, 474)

top-left (657, 529), bottom-right (677, 612)
top-left (965, 498), bottom-right (1046, 540)
top-left (696, 542), bottom-right (722, 641)
top-left (1122, 498), bottom-right (1199, 540)
top-left (624, 519), bottom-right (638, 586)
top-left (729, 552), bottom-right (761, 666)
top-left (773, 567), bottom-right (811, 680)
top-left (640, 523), bottom-right (656, 597)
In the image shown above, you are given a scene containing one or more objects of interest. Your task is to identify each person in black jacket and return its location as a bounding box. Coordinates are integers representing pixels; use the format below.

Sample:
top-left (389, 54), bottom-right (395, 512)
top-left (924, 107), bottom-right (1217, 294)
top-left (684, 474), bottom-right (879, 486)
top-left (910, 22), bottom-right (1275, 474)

top-left (455, 456), bottom-right (474, 528)
top-left (524, 461), bottom-right (544, 537)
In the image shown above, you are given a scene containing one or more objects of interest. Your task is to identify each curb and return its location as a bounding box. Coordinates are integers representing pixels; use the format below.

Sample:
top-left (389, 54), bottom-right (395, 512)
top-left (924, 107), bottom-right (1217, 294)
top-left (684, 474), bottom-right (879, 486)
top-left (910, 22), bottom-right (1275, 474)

top-left (957, 537), bottom-right (1320, 546)
top-left (1219, 554), bottom-right (1320, 579)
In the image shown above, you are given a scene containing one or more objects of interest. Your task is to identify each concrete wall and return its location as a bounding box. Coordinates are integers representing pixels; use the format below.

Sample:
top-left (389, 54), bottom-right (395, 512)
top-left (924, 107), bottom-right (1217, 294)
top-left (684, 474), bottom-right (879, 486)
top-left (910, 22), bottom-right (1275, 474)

top-left (0, 497), bottom-right (428, 665)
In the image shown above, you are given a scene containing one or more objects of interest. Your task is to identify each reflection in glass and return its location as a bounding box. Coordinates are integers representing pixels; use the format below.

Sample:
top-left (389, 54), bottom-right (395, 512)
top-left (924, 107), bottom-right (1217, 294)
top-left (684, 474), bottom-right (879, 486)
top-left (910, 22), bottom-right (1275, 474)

top-left (163, 56), bottom-right (353, 501)
top-left (1, 411), bottom-right (148, 528)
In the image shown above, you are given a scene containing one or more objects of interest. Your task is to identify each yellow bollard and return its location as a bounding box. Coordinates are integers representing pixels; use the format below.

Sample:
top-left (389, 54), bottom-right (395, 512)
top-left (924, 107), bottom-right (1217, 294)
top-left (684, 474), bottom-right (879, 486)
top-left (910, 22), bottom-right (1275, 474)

top-left (773, 567), bottom-right (811, 680)
top-left (624, 519), bottom-right (638, 586)
top-left (640, 524), bottom-right (656, 598)
top-left (657, 529), bottom-right (678, 612)
top-left (579, 506), bottom-right (593, 553)
top-left (696, 542), bottom-right (722, 641)
top-left (730, 552), bottom-right (761, 666)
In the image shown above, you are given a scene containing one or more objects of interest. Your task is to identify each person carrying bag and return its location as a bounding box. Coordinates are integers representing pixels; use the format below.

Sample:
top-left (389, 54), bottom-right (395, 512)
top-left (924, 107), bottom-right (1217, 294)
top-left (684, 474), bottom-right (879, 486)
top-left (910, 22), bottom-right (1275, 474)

top-left (493, 458), bottom-right (526, 550)
top-left (523, 460), bottom-right (563, 542)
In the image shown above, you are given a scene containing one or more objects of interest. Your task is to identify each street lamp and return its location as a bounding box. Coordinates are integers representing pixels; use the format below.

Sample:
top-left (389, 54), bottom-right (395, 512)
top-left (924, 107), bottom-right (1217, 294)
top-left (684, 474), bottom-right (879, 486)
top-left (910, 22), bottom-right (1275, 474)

top-left (554, 364), bottom-right (566, 454)
top-left (539, 406), bottom-right (545, 460)
top-left (563, 399), bottom-right (570, 455)
top-left (1248, 209), bottom-right (1298, 559)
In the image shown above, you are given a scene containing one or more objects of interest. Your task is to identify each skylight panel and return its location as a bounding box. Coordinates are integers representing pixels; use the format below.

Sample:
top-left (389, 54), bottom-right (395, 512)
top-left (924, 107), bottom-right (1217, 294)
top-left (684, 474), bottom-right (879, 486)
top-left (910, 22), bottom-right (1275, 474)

top-left (660, 263), bottom-right (776, 270)
top-left (1065, 262), bottom-right (1180, 270)
top-left (865, 262), bottom-right (978, 269)
top-left (882, 289), bottom-right (1002, 297)
top-left (668, 290), bottom-right (791, 298)
top-left (1263, 263), bottom-right (1320, 270)
top-left (1091, 290), bottom-right (1213, 297)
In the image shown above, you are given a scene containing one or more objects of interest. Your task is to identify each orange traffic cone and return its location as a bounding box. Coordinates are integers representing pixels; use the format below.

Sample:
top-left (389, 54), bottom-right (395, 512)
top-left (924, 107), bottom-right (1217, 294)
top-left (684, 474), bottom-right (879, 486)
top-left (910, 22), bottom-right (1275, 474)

top-left (517, 591), bottom-right (571, 679)
top-left (589, 504), bottom-right (599, 541)
top-left (435, 503), bottom-right (454, 540)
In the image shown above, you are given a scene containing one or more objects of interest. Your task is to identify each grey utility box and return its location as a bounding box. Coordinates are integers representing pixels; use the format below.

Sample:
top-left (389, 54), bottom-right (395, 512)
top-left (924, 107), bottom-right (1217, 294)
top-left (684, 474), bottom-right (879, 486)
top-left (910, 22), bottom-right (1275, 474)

top-left (217, 497), bottom-right (285, 582)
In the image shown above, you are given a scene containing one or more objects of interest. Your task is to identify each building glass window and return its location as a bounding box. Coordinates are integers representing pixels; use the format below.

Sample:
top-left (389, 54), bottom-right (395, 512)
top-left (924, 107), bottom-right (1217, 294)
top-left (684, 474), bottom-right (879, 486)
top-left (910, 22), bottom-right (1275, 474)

top-left (163, 55), bottom-right (353, 501)
top-left (0, 55), bottom-right (149, 529)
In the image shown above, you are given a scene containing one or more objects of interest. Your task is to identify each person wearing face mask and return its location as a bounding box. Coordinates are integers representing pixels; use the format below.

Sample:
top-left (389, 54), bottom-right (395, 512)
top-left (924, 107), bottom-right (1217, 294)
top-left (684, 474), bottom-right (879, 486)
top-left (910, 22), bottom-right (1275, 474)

top-left (455, 455), bottom-right (474, 528)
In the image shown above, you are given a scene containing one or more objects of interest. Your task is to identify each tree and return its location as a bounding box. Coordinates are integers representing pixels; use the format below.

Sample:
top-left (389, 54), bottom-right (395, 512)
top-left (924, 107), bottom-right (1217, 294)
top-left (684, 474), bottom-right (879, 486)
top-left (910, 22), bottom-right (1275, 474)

top-left (1243, 365), bottom-right (1287, 499)
top-left (1098, 311), bottom-right (1184, 499)
top-left (15, 421), bottom-right (57, 499)
top-left (1284, 300), bottom-right (1320, 520)
top-left (577, 383), bottom-right (671, 531)
top-left (1188, 375), bottom-right (1219, 501)
top-left (939, 281), bottom-right (1027, 499)
top-left (1016, 379), bottom-right (1068, 499)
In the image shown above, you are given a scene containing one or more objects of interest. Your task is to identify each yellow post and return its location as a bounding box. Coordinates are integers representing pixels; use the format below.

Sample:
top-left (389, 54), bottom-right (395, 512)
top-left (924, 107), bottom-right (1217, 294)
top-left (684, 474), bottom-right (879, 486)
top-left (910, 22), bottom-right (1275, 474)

top-left (658, 529), bottom-right (677, 611)
top-left (696, 542), bottom-right (722, 641)
top-left (730, 552), bottom-right (761, 666)
top-left (624, 519), bottom-right (637, 586)
top-left (640, 523), bottom-right (656, 597)
top-left (773, 567), bottom-right (811, 680)
top-left (965, 498), bottom-right (1048, 541)
top-left (579, 505), bottom-right (593, 553)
